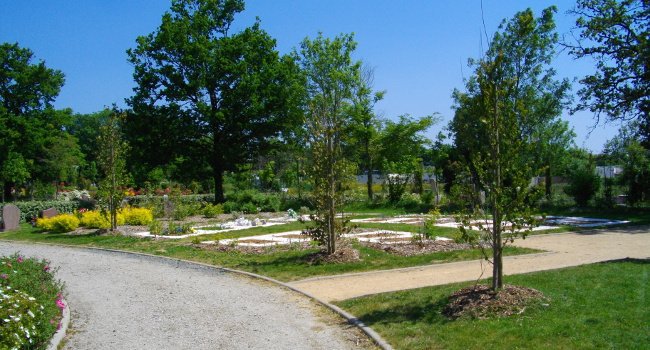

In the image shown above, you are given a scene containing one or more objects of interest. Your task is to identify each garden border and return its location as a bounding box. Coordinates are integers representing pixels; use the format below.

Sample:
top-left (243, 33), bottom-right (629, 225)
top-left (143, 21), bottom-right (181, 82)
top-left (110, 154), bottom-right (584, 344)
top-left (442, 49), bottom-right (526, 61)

top-left (47, 297), bottom-right (70, 350)
top-left (0, 239), bottom-right (393, 350)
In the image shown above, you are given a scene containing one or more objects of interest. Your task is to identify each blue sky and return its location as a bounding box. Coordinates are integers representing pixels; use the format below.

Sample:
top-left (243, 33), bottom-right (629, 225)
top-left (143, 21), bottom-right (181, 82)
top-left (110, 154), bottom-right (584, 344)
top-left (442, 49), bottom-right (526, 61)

top-left (0, 0), bottom-right (621, 152)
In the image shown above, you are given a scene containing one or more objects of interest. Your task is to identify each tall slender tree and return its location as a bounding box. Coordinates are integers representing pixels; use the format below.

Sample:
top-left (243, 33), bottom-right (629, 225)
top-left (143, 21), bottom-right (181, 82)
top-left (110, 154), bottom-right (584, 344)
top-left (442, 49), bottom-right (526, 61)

top-left (451, 7), bottom-right (565, 290)
top-left (298, 33), bottom-right (360, 255)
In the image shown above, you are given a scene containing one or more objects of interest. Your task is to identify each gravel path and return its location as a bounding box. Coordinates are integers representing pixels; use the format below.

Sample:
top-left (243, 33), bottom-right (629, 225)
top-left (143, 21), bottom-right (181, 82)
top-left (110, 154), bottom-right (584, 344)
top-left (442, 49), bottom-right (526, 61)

top-left (290, 226), bottom-right (650, 301)
top-left (0, 242), bottom-right (367, 350)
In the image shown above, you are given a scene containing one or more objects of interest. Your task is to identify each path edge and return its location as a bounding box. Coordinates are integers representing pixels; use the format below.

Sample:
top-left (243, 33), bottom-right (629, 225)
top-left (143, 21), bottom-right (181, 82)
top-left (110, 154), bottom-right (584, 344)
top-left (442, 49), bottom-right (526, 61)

top-left (47, 297), bottom-right (70, 350)
top-left (0, 240), bottom-right (393, 350)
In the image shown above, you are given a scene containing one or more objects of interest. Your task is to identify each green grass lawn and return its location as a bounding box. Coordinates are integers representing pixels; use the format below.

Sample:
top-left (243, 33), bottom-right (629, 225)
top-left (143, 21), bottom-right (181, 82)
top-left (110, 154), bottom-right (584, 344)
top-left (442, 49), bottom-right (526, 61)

top-left (0, 224), bottom-right (538, 282)
top-left (336, 259), bottom-right (650, 349)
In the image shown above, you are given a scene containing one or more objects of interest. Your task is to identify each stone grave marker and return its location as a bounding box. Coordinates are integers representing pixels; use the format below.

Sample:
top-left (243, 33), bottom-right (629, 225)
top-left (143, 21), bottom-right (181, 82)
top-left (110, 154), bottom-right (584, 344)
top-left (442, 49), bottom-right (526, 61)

top-left (2, 205), bottom-right (20, 231)
top-left (41, 207), bottom-right (59, 218)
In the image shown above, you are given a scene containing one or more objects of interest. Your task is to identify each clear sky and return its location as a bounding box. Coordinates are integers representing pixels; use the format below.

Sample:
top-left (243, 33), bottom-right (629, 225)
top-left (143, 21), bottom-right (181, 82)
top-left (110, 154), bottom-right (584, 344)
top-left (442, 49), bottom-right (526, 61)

top-left (0, 0), bottom-right (622, 153)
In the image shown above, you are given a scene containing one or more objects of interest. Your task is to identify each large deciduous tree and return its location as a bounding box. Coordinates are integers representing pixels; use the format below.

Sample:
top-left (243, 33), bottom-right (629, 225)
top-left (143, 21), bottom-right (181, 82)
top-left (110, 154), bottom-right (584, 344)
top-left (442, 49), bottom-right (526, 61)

top-left (0, 42), bottom-right (66, 200)
top-left (451, 7), bottom-right (565, 290)
top-left (298, 33), bottom-right (360, 255)
top-left (127, 0), bottom-right (303, 203)
top-left (568, 0), bottom-right (649, 140)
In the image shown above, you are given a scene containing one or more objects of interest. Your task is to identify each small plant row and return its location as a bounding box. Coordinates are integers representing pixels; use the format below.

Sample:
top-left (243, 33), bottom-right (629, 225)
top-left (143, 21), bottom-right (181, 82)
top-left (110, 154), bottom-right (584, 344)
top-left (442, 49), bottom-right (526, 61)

top-left (0, 253), bottom-right (65, 350)
top-left (36, 207), bottom-right (154, 233)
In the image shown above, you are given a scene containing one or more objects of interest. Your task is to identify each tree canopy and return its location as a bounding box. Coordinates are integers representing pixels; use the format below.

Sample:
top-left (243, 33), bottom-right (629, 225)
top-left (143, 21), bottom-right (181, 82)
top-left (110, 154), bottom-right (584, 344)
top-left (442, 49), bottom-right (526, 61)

top-left (127, 0), bottom-right (303, 202)
top-left (569, 0), bottom-right (649, 135)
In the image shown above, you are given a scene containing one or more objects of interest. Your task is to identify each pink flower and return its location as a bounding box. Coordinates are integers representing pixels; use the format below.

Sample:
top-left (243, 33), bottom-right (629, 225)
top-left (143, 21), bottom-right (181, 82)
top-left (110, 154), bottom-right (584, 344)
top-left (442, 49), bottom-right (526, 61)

top-left (57, 321), bottom-right (62, 330)
top-left (0, 273), bottom-right (7, 279)
top-left (43, 265), bottom-right (50, 272)
top-left (56, 299), bottom-right (66, 310)
top-left (16, 256), bottom-right (23, 263)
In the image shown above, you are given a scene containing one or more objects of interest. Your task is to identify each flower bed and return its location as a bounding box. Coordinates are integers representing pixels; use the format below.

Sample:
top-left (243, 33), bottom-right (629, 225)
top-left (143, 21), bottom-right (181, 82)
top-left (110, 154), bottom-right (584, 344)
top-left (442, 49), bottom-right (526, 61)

top-left (0, 253), bottom-right (65, 349)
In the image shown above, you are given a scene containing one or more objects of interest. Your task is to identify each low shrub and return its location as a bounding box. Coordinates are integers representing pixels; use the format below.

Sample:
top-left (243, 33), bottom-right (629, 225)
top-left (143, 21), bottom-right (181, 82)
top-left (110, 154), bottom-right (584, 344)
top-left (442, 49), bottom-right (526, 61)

top-left (202, 203), bottom-right (224, 218)
top-left (36, 214), bottom-right (80, 233)
top-left (79, 210), bottom-right (110, 229)
top-left (0, 253), bottom-right (64, 349)
top-left (122, 207), bottom-right (154, 226)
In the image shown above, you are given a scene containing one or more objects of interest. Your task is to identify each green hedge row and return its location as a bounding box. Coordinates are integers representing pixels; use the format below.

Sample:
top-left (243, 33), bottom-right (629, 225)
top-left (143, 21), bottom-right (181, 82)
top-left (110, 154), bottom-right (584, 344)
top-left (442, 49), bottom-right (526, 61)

top-left (125, 194), bottom-right (215, 207)
top-left (1, 201), bottom-right (80, 223)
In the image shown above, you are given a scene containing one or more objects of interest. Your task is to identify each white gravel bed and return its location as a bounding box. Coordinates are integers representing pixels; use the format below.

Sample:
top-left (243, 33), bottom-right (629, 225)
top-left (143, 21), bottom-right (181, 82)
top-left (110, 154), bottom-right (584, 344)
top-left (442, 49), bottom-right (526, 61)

top-left (0, 242), bottom-right (364, 349)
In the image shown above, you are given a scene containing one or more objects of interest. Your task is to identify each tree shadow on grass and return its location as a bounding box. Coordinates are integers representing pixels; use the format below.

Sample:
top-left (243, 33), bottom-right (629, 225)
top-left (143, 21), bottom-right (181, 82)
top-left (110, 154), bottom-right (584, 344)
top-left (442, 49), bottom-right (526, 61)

top-left (598, 257), bottom-right (650, 265)
top-left (350, 296), bottom-right (453, 327)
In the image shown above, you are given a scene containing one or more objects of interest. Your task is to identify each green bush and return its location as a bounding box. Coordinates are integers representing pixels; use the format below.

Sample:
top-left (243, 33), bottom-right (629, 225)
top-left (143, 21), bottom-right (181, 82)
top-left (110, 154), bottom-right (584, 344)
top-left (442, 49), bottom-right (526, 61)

top-left (241, 202), bottom-right (259, 214)
top-left (565, 165), bottom-right (600, 207)
top-left (1, 201), bottom-right (79, 223)
top-left (202, 203), bottom-right (224, 218)
top-left (0, 253), bottom-right (64, 349)
top-left (172, 202), bottom-right (201, 220)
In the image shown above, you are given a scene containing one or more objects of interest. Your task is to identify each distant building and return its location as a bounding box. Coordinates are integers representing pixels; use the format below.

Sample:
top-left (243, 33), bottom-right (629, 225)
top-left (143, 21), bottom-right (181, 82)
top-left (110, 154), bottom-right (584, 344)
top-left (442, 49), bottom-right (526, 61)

top-left (596, 166), bottom-right (623, 178)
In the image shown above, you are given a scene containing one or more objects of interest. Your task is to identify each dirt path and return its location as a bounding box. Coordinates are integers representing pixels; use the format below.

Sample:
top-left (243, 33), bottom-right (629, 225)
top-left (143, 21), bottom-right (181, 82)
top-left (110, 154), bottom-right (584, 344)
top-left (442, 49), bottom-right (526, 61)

top-left (0, 242), bottom-right (369, 350)
top-left (289, 226), bottom-right (650, 302)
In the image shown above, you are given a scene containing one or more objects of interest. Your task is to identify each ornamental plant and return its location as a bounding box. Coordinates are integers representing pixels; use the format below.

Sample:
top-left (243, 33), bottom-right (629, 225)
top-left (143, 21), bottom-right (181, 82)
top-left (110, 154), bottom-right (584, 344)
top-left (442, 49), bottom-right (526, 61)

top-left (0, 254), bottom-right (64, 349)
top-left (36, 214), bottom-right (80, 233)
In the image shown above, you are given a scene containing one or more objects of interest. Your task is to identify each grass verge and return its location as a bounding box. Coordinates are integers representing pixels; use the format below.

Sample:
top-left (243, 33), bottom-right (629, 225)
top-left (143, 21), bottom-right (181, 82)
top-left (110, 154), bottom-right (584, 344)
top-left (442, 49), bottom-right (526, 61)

top-left (0, 224), bottom-right (538, 282)
top-left (336, 259), bottom-right (650, 349)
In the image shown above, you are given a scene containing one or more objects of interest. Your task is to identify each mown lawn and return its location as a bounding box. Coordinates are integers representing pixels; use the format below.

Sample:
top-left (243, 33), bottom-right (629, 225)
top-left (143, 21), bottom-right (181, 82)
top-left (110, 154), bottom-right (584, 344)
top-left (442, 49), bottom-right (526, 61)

top-left (336, 259), bottom-right (650, 349)
top-left (0, 224), bottom-right (537, 282)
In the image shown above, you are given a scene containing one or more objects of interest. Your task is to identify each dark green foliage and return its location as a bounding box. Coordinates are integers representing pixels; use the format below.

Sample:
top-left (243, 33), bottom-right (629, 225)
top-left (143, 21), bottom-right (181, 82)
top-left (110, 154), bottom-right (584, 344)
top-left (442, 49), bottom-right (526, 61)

top-left (565, 161), bottom-right (600, 207)
top-left (0, 43), bottom-right (68, 201)
top-left (569, 0), bottom-right (649, 133)
top-left (1, 201), bottom-right (78, 223)
top-left (127, 0), bottom-right (303, 203)
top-left (222, 189), bottom-right (281, 213)
top-left (620, 141), bottom-right (650, 206)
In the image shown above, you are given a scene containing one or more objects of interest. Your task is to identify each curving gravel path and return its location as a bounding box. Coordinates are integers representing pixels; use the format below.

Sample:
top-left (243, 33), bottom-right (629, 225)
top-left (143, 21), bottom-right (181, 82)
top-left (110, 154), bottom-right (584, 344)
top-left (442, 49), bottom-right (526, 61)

top-left (0, 242), bottom-right (367, 350)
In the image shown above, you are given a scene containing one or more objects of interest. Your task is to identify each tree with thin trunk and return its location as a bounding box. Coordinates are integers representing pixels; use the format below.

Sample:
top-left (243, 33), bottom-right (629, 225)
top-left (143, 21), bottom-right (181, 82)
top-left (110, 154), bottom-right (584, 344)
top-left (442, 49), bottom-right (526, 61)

top-left (349, 65), bottom-right (384, 201)
top-left (97, 112), bottom-right (129, 231)
top-left (298, 33), bottom-right (360, 255)
top-left (451, 7), bottom-right (563, 290)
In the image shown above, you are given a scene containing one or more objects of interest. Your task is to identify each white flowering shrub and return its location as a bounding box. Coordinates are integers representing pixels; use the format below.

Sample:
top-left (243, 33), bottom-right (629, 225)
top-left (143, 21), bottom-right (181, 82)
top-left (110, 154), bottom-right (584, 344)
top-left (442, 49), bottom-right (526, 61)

top-left (0, 285), bottom-right (43, 349)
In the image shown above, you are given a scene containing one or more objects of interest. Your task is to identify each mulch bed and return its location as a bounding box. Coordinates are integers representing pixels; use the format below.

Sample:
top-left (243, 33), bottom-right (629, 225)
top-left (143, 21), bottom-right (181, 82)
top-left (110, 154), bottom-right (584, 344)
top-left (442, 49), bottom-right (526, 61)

top-left (304, 245), bottom-right (360, 264)
top-left (443, 284), bottom-right (547, 319)
top-left (363, 240), bottom-right (472, 256)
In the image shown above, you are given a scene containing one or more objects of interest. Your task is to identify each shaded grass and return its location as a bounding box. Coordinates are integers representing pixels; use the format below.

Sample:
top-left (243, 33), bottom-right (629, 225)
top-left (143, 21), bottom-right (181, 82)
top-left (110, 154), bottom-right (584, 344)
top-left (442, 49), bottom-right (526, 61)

top-left (336, 260), bottom-right (650, 349)
top-left (539, 206), bottom-right (650, 225)
top-left (0, 224), bottom-right (538, 282)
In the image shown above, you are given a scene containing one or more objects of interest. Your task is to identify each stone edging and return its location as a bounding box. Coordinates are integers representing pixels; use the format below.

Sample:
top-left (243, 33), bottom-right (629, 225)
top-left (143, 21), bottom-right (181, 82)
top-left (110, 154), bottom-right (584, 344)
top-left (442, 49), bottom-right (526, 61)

top-left (0, 240), bottom-right (393, 350)
top-left (47, 297), bottom-right (70, 350)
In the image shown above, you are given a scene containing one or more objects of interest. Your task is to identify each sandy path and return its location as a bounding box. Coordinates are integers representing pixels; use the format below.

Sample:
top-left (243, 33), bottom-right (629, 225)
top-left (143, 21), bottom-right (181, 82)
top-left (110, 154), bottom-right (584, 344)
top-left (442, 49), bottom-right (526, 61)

top-left (0, 242), bottom-right (367, 350)
top-left (289, 226), bottom-right (650, 302)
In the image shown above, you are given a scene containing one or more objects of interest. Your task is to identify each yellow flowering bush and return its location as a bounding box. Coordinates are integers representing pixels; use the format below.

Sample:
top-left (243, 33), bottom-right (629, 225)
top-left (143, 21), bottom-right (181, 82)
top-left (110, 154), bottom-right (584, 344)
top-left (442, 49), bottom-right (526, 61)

top-left (36, 214), bottom-right (79, 233)
top-left (79, 210), bottom-right (111, 229)
top-left (122, 207), bottom-right (153, 226)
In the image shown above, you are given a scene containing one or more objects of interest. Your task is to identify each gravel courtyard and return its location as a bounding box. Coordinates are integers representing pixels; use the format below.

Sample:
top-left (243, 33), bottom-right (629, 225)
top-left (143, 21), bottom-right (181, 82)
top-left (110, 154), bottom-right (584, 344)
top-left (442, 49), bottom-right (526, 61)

top-left (0, 242), bottom-right (368, 350)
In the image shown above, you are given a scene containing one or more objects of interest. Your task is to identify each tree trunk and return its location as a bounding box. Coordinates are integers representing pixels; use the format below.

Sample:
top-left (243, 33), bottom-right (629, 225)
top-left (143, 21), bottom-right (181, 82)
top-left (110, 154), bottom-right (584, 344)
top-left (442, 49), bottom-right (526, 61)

top-left (213, 167), bottom-right (225, 203)
top-left (492, 217), bottom-right (503, 290)
top-left (545, 165), bottom-right (552, 200)
top-left (366, 163), bottom-right (373, 201)
top-left (365, 139), bottom-right (373, 200)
